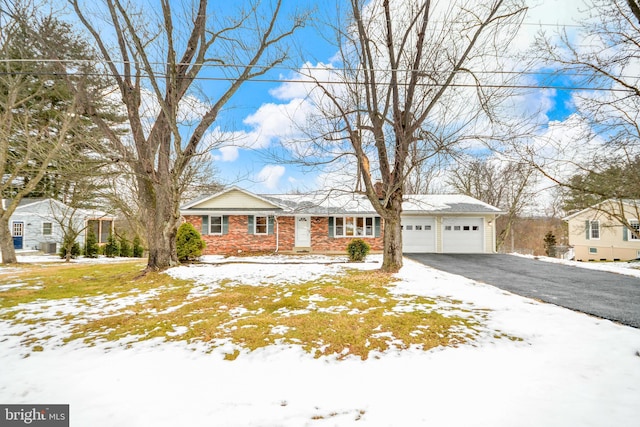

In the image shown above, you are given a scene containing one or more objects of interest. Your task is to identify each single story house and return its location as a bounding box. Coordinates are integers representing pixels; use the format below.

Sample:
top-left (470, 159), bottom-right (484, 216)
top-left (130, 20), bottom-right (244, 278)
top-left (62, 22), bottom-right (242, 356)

top-left (180, 186), bottom-right (503, 255)
top-left (563, 199), bottom-right (640, 261)
top-left (4, 198), bottom-right (116, 254)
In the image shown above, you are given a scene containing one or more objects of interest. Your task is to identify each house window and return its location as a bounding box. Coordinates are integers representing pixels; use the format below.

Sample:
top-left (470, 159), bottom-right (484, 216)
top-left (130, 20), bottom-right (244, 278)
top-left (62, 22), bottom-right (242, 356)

top-left (210, 216), bottom-right (223, 234)
top-left (365, 217), bottom-right (373, 235)
top-left (333, 216), bottom-right (375, 237)
top-left (630, 220), bottom-right (639, 240)
top-left (589, 247), bottom-right (598, 254)
top-left (42, 222), bottom-right (53, 236)
top-left (87, 219), bottom-right (113, 244)
top-left (590, 220), bottom-right (600, 240)
top-left (255, 216), bottom-right (268, 235)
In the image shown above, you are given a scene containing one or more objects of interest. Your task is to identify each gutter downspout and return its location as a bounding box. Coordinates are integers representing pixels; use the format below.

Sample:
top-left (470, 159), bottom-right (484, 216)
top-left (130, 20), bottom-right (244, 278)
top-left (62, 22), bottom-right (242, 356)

top-left (274, 215), bottom-right (279, 253)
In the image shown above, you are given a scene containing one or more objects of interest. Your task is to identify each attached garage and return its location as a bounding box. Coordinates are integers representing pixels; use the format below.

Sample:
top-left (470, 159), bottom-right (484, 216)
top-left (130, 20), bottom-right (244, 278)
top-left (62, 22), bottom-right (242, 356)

top-left (442, 217), bottom-right (484, 253)
top-left (401, 195), bottom-right (501, 254)
top-left (402, 216), bottom-right (436, 253)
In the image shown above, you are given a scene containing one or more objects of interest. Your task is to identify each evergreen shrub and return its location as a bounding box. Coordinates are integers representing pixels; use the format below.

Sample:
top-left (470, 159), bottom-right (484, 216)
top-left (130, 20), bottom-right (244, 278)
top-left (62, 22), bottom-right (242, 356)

top-left (176, 222), bottom-right (206, 262)
top-left (347, 238), bottom-right (370, 262)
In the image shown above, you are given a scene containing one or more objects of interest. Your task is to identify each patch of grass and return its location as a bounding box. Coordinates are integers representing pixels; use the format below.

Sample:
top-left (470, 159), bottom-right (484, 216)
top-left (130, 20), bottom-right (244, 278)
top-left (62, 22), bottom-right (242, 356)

top-left (1, 263), bottom-right (500, 360)
top-left (0, 262), bottom-right (146, 309)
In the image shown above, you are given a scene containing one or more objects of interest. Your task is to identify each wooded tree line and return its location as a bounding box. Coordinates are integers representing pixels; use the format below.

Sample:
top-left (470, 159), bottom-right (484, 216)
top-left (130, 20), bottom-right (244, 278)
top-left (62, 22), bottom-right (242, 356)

top-left (1, 0), bottom-right (638, 270)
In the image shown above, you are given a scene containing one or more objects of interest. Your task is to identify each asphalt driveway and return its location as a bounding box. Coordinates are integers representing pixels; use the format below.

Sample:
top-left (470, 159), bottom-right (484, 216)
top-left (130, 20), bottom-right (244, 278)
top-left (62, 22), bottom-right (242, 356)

top-left (405, 253), bottom-right (640, 329)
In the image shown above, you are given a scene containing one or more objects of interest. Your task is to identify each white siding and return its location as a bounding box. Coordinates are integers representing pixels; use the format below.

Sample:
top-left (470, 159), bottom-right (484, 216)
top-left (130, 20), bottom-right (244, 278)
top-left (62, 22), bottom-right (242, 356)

top-left (10, 199), bottom-right (109, 252)
top-left (194, 189), bottom-right (278, 209)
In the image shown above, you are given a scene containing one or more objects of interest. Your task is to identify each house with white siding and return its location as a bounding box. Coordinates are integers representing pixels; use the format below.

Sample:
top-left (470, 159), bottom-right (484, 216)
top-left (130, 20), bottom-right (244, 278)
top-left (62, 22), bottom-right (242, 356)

top-left (4, 198), bottom-right (116, 254)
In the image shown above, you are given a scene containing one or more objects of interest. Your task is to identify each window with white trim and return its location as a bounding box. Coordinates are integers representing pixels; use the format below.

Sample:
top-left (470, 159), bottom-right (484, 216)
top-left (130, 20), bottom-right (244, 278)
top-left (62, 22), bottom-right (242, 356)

top-left (209, 216), bottom-right (223, 234)
top-left (334, 216), bottom-right (375, 237)
top-left (590, 220), bottom-right (600, 239)
top-left (255, 216), bottom-right (268, 235)
top-left (42, 222), bottom-right (53, 236)
top-left (629, 220), bottom-right (639, 240)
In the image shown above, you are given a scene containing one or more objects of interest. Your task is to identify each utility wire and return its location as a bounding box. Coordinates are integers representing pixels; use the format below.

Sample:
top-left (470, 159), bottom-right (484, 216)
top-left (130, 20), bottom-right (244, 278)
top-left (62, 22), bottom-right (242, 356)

top-left (0, 69), bottom-right (635, 93)
top-left (1, 58), bottom-right (636, 80)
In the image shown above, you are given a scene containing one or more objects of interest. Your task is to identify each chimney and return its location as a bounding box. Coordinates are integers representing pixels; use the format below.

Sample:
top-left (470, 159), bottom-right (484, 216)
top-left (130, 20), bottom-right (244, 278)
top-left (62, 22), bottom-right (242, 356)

top-left (374, 181), bottom-right (384, 199)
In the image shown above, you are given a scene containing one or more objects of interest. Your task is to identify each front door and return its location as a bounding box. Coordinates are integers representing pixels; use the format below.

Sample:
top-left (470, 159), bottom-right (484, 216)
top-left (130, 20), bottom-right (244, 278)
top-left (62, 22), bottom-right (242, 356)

top-left (12, 221), bottom-right (24, 250)
top-left (295, 216), bottom-right (311, 248)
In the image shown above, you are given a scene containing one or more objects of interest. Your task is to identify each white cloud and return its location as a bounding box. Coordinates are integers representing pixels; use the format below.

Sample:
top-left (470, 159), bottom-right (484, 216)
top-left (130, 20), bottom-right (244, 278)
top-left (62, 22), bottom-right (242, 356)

top-left (269, 62), bottom-right (337, 101)
top-left (510, 0), bottom-right (588, 52)
top-left (243, 98), bottom-right (312, 148)
top-left (213, 146), bottom-right (240, 162)
top-left (256, 165), bottom-right (286, 190)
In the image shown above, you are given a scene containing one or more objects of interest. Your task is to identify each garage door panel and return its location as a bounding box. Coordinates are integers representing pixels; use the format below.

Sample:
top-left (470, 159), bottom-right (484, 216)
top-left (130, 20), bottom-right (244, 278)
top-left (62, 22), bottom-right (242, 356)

top-left (402, 217), bottom-right (435, 253)
top-left (443, 217), bottom-right (483, 253)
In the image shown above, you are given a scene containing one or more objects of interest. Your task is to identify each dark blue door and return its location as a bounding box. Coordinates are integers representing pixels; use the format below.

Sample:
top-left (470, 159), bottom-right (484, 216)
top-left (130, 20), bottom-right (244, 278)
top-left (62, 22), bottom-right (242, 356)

top-left (12, 222), bottom-right (24, 250)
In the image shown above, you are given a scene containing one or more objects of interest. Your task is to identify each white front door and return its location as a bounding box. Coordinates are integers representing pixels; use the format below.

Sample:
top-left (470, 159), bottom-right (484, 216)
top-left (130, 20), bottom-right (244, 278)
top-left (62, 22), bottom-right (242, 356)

top-left (295, 216), bottom-right (311, 247)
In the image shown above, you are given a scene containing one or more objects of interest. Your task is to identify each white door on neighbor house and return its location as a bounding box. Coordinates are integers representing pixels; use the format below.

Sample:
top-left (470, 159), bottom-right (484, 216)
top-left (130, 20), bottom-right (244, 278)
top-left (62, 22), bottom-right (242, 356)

top-left (295, 216), bottom-right (311, 247)
top-left (12, 221), bottom-right (24, 250)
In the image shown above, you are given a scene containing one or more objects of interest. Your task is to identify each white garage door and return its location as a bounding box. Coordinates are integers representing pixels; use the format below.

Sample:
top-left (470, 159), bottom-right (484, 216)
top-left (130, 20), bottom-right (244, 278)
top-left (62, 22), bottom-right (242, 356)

top-left (402, 216), bottom-right (436, 253)
top-left (442, 217), bottom-right (484, 253)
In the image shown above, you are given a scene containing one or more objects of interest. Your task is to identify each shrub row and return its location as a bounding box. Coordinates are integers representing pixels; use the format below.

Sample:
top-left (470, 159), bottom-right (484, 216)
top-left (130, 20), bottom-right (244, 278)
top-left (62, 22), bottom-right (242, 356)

top-left (59, 232), bottom-right (144, 259)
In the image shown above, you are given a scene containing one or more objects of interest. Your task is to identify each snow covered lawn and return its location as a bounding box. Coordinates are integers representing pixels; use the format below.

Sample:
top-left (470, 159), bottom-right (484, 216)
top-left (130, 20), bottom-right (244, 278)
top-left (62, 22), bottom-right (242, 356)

top-left (1, 254), bottom-right (639, 426)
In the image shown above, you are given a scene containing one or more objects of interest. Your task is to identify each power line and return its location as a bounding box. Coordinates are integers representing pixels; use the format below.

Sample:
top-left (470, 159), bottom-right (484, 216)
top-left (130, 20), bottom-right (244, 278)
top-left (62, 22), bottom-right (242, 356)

top-left (2, 57), bottom-right (637, 80)
top-left (0, 69), bottom-right (635, 93)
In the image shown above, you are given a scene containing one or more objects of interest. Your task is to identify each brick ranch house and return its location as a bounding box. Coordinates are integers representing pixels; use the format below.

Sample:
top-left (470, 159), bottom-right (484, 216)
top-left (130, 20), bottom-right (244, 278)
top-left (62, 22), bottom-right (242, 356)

top-left (180, 186), bottom-right (503, 255)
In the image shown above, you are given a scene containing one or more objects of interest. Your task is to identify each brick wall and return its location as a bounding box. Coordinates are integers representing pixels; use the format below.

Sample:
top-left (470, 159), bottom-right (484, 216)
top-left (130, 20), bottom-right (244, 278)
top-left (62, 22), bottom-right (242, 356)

top-left (184, 215), bottom-right (384, 255)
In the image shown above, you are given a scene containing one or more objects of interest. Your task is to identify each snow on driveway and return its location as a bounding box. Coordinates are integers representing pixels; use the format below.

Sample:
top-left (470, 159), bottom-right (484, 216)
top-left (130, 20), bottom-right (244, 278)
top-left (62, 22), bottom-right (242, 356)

top-left (1, 255), bottom-right (639, 427)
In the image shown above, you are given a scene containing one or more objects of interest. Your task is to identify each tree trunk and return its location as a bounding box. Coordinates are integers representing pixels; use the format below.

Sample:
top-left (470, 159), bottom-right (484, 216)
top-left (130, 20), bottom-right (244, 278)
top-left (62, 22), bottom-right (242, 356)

top-left (139, 173), bottom-right (180, 271)
top-left (380, 190), bottom-right (404, 273)
top-left (0, 217), bottom-right (17, 264)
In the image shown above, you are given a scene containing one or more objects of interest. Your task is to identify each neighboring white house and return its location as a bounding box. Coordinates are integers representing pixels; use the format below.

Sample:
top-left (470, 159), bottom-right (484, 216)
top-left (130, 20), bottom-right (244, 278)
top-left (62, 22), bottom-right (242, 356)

top-left (3, 198), bottom-right (116, 254)
top-left (563, 199), bottom-right (640, 261)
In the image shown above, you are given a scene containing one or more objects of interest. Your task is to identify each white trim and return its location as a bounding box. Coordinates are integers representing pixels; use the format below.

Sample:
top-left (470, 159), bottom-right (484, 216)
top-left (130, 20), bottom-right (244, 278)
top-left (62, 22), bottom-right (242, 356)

top-left (42, 221), bottom-right (53, 236)
top-left (208, 215), bottom-right (223, 235)
top-left (589, 220), bottom-right (600, 240)
top-left (630, 219), bottom-right (639, 240)
top-left (254, 215), bottom-right (268, 235)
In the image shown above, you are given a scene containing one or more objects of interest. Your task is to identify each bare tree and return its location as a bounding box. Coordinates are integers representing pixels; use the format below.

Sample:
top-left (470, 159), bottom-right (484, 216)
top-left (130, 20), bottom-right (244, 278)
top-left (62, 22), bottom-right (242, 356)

top-left (447, 157), bottom-right (537, 251)
top-left (296, 0), bottom-right (526, 272)
top-left (68, 0), bottom-right (303, 271)
top-left (0, 1), bottom-right (107, 263)
top-left (529, 0), bottom-right (640, 229)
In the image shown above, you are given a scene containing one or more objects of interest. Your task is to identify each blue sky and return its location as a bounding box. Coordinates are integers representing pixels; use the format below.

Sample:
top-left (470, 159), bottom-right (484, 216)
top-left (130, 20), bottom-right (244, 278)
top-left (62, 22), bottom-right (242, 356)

top-left (204, 0), bottom-right (585, 195)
